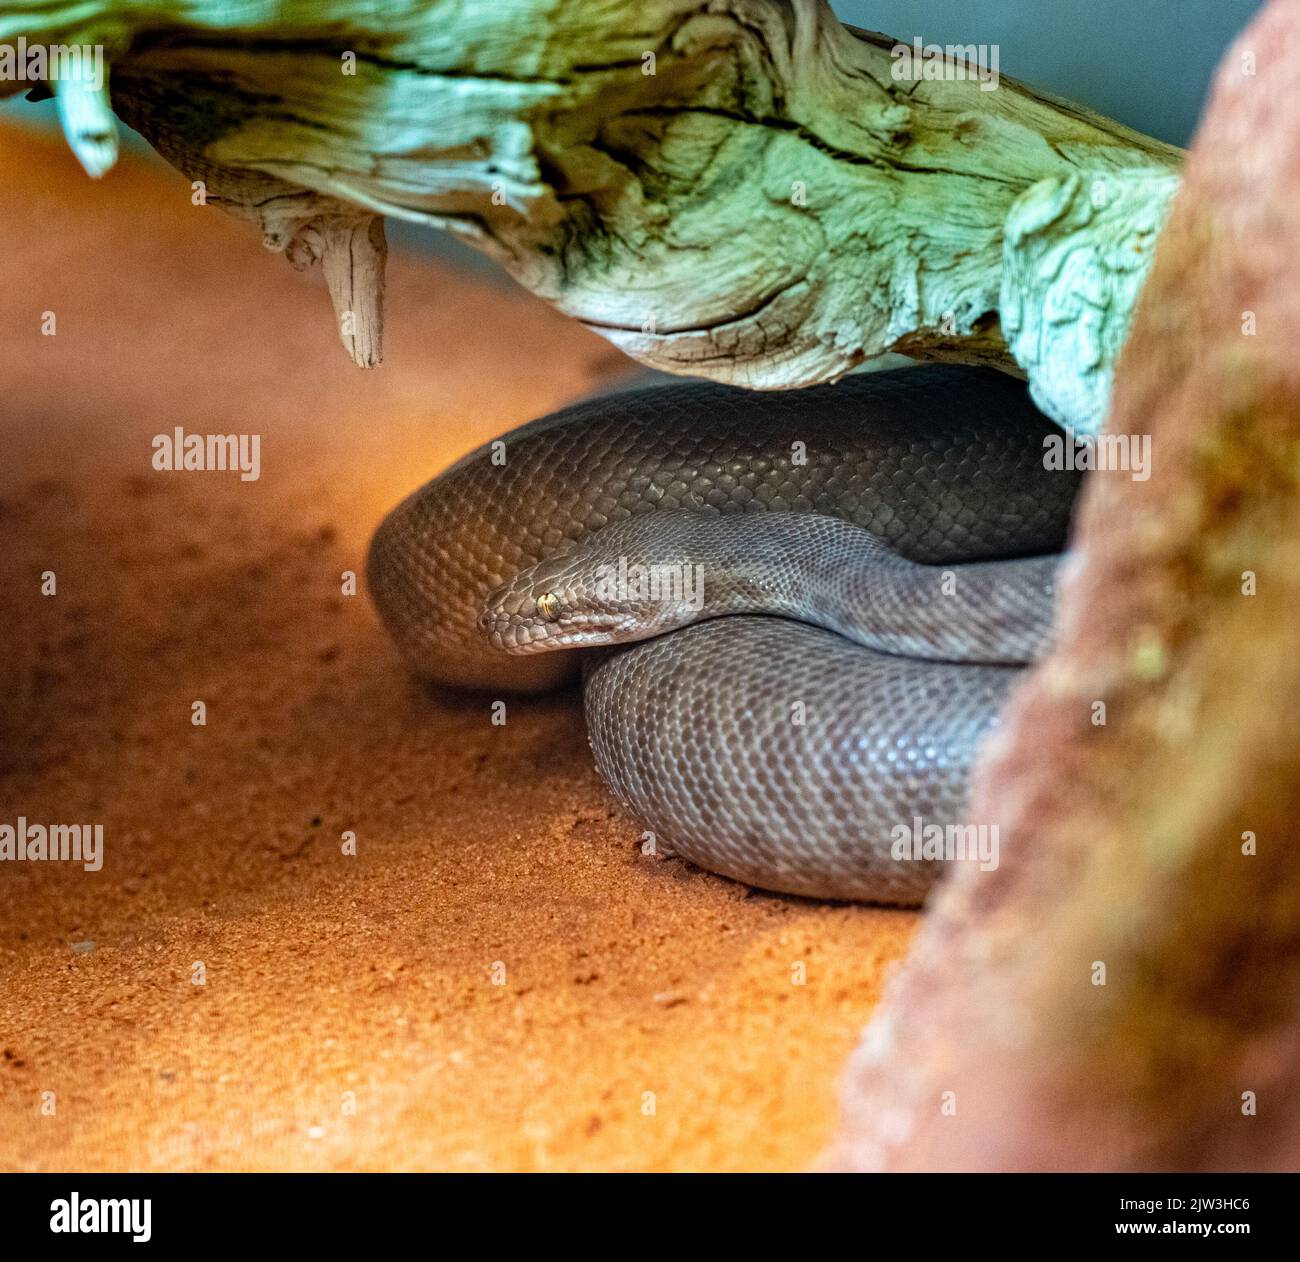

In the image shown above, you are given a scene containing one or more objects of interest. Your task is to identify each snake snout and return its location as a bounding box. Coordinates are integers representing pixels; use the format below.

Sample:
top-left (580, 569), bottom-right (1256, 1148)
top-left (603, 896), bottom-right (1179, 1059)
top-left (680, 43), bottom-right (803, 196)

top-left (479, 555), bottom-right (590, 654)
top-left (480, 531), bottom-right (720, 657)
top-left (478, 582), bottom-right (546, 654)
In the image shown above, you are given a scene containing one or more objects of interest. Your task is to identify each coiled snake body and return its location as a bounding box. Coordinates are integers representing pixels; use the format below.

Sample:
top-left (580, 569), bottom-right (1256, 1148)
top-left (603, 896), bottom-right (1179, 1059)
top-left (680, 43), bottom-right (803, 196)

top-left (368, 366), bottom-right (1078, 903)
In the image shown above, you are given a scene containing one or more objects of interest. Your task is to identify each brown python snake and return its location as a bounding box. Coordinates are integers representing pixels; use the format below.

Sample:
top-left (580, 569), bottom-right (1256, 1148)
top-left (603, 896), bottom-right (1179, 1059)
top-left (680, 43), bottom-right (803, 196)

top-left (368, 366), bottom-right (1078, 903)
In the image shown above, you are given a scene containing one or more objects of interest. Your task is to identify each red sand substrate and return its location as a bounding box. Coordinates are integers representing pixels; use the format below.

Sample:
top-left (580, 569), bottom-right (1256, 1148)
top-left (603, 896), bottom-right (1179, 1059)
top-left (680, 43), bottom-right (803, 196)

top-left (0, 127), bottom-right (915, 1171)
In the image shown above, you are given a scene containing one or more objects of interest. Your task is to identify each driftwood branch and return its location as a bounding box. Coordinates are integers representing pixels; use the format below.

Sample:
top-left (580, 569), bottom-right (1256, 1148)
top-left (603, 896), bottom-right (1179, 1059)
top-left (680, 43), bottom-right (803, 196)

top-left (828, 0), bottom-right (1300, 1172)
top-left (2, 1), bottom-right (1179, 429)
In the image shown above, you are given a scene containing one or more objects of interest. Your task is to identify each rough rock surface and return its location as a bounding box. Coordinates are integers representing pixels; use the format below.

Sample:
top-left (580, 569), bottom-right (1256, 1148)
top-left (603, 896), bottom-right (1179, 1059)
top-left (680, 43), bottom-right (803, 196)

top-left (829, 0), bottom-right (1300, 1172)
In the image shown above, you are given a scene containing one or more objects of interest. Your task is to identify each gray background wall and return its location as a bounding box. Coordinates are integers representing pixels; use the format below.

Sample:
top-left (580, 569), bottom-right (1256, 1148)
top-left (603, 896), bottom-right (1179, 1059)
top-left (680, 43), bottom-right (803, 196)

top-left (835, 0), bottom-right (1264, 146)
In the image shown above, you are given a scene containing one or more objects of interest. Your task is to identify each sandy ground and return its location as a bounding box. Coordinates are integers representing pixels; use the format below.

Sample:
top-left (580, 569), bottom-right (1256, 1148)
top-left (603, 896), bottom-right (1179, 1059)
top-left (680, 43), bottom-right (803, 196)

top-left (0, 126), bottom-right (915, 1171)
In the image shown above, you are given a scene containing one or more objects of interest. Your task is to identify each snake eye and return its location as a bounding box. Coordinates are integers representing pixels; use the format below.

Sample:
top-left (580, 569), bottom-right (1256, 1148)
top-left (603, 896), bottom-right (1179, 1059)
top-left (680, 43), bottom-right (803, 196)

top-left (535, 592), bottom-right (561, 621)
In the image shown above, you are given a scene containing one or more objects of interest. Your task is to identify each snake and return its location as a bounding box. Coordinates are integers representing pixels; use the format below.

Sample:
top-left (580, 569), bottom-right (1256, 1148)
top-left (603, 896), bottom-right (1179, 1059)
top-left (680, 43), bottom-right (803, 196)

top-left (367, 365), bottom-right (1079, 904)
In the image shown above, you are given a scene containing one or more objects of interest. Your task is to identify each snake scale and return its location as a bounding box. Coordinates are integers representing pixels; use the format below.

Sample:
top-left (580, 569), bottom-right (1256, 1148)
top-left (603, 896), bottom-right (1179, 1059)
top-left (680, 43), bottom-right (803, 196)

top-left (368, 366), bottom-right (1079, 903)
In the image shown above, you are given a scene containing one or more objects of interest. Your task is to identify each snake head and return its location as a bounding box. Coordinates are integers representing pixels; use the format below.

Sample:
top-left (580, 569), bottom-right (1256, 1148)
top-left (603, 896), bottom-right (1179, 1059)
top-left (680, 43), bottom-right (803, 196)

top-left (479, 521), bottom-right (710, 655)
